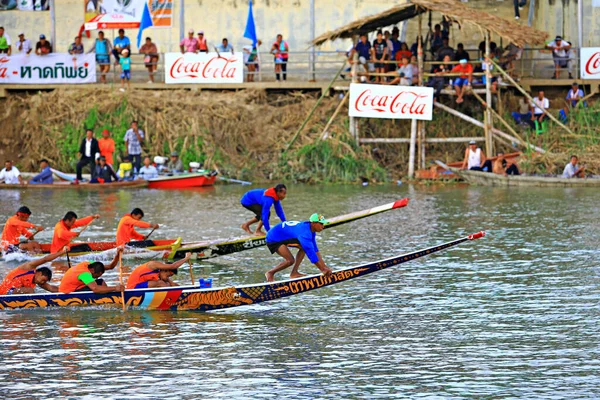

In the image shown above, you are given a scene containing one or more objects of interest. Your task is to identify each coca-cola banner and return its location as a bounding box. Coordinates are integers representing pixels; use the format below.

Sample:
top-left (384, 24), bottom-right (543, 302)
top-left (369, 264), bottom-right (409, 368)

top-left (0, 54), bottom-right (96, 84)
top-left (348, 83), bottom-right (434, 121)
top-left (164, 52), bottom-right (244, 84)
top-left (580, 47), bottom-right (600, 80)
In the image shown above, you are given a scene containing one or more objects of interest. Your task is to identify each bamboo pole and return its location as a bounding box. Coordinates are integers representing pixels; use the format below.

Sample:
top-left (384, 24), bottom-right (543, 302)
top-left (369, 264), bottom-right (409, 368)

top-left (433, 102), bottom-right (546, 154)
top-left (417, 11), bottom-right (425, 170)
top-left (484, 31), bottom-right (494, 157)
top-left (320, 91), bottom-right (349, 140)
top-left (349, 34), bottom-right (359, 145)
top-left (489, 58), bottom-right (575, 135)
top-left (408, 118), bottom-right (417, 178)
top-left (284, 60), bottom-right (347, 151)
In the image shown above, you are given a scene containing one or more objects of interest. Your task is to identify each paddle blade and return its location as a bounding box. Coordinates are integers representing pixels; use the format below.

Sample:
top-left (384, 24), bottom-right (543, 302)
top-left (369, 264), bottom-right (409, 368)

top-left (468, 231), bottom-right (486, 240)
top-left (392, 198), bottom-right (409, 209)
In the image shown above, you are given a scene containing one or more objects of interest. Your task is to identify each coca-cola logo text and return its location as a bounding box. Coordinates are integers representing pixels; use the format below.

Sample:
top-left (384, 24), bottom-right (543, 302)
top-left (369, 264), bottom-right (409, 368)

top-left (584, 52), bottom-right (600, 76)
top-left (354, 89), bottom-right (428, 115)
top-left (0, 57), bottom-right (9, 79)
top-left (169, 55), bottom-right (239, 80)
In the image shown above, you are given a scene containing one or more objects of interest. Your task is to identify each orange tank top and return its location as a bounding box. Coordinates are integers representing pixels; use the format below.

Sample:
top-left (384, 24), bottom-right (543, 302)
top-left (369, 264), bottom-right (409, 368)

top-left (59, 262), bottom-right (91, 294)
top-left (0, 268), bottom-right (35, 295)
top-left (126, 263), bottom-right (159, 289)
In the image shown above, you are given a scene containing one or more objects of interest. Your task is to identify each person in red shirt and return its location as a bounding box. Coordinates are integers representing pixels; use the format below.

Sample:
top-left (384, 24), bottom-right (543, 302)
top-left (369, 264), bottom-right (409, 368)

top-left (50, 211), bottom-right (99, 253)
top-left (59, 247), bottom-right (124, 294)
top-left (116, 208), bottom-right (159, 246)
top-left (126, 252), bottom-right (192, 289)
top-left (98, 129), bottom-right (116, 165)
top-left (1, 206), bottom-right (43, 253)
top-left (450, 59), bottom-right (473, 104)
top-left (0, 246), bottom-right (67, 295)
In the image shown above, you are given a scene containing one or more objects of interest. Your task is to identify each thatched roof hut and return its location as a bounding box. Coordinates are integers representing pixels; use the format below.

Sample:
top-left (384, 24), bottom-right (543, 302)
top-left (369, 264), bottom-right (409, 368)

top-left (312, 0), bottom-right (548, 47)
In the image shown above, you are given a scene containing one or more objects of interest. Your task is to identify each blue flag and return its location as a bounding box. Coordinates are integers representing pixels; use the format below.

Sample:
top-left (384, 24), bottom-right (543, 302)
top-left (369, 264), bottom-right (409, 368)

top-left (137, 2), bottom-right (154, 49)
top-left (243, 0), bottom-right (257, 46)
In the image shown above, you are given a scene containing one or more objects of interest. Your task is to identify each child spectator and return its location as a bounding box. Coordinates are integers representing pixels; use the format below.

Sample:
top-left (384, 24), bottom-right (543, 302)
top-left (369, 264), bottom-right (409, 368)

top-left (119, 49), bottom-right (131, 92)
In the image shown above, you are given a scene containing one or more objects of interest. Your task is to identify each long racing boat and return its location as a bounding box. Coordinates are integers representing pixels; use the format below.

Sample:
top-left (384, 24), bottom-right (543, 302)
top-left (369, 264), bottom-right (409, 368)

top-left (33, 198), bottom-right (410, 260)
top-left (0, 231), bottom-right (485, 311)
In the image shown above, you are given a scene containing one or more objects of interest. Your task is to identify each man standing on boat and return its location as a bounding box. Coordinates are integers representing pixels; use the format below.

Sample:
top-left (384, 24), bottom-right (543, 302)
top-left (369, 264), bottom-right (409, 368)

top-left (59, 247), bottom-right (124, 294)
top-left (51, 212), bottom-right (100, 253)
top-left (0, 247), bottom-right (68, 295)
top-left (264, 214), bottom-right (333, 282)
top-left (126, 252), bottom-right (192, 289)
top-left (116, 208), bottom-right (159, 246)
top-left (240, 184), bottom-right (287, 235)
top-left (1, 206), bottom-right (44, 253)
top-left (461, 140), bottom-right (492, 172)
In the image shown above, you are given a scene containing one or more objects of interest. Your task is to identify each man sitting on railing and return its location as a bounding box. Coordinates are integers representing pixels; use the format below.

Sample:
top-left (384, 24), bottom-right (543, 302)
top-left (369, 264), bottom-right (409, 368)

top-left (451, 59), bottom-right (473, 104)
top-left (348, 34), bottom-right (371, 80)
top-left (387, 56), bottom-right (412, 86)
top-left (546, 35), bottom-right (572, 80)
top-left (140, 37), bottom-right (159, 84)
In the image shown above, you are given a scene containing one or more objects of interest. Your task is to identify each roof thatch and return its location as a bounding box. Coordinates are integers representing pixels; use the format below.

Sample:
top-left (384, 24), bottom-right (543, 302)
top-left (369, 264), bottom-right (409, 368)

top-left (312, 0), bottom-right (548, 47)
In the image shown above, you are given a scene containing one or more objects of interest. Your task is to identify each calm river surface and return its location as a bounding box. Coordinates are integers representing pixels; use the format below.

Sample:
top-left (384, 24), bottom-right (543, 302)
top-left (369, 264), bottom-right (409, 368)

top-left (0, 184), bottom-right (598, 399)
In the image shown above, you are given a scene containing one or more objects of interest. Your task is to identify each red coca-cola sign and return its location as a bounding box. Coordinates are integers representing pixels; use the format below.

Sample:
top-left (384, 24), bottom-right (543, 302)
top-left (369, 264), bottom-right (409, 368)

top-left (349, 83), bottom-right (433, 120)
top-left (584, 52), bottom-right (600, 76)
top-left (165, 52), bottom-right (244, 84)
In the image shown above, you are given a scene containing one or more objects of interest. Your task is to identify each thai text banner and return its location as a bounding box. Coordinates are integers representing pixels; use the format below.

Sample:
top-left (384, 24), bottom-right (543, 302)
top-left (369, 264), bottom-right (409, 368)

top-left (348, 83), bottom-right (434, 121)
top-left (164, 52), bottom-right (244, 84)
top-left (0, 54), bottom-right (96, 84)
top-left (85, 0), bottom-right (173, 28)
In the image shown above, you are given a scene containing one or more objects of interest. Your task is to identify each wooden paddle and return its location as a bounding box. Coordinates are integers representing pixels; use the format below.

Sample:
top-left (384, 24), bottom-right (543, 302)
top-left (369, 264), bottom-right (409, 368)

top-left (188, 259), bottom-right (195, 287)
top-left (66, 250), bottom-right (72, 269)
top-left (118, 251), bottom-right (126, 312)
top-left (143, 227), bottom-right (156, 241)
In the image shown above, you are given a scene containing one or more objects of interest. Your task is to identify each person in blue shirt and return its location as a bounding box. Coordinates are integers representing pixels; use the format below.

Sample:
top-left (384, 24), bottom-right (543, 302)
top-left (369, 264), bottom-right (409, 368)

top-left (29, 159), bottom-right (53, 185)
top-left (119, 49), bottom-right (131, 92)
top-left (265, 213), bottom-right (333, 282)
top-left (240, 184), bottom-right (287, 235)
top-left (112, 28), bottom-right (130, 64)
top-left (216, 38), bottom-right (234, 53)
top-left (348, 34), bottom-right (371, 78)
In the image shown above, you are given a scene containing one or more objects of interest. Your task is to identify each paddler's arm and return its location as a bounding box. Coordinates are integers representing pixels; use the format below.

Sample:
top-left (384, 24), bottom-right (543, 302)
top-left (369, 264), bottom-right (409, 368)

top-left (301, 238), bottom-right (333, 277)
top-left (146, 252), bottom-right (192, 270)
top-left (39, 282), bottom-right (59, 293)
top-left (87, 280), bottom-right (124, 294)
top-left (168, 278), bottom-right (178, 287)
top-left (274, 201), bottom-right (286, 222)
top-left (104, 246), bottom-right (125, 270)
top-left (461, 147), bottom-right (469, 170)
top-left (313, 253), bottom-right (333, 277)
top-left (261, 197), bottom-right (274, 231)
top-left (109, 165), bottom-right (119, 181)
top-left (19, 246), bottom-right (68, 271)
top-left (73, 215), bottom-right (99, 228)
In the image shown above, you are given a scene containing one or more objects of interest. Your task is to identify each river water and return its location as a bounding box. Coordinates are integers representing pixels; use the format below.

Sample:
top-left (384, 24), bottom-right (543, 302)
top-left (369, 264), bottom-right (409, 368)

top-left (0, 184), bottom-right (598, 399)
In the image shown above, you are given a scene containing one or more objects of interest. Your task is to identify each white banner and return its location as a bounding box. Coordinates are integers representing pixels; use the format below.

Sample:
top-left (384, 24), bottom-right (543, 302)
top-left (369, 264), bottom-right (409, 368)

top-left (0, 54), bottom-right (96, 84)
top-left (85, 0), bottom-right (174, 28)
top-left (580, 47), bottom-right (600, 80)
top-left (164, 52), bottom-right (244, 84)
top-left (348, 83), bottom-right (434, 121)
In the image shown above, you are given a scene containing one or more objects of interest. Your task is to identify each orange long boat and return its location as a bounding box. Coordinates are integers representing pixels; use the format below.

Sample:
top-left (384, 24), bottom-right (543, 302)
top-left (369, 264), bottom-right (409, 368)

top-left (147, 172), bottom-right (217, 189)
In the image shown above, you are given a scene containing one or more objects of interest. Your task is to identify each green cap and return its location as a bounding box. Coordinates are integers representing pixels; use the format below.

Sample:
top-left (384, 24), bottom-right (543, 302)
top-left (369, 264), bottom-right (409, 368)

top-left (309, 213), bottom-right (328, 224)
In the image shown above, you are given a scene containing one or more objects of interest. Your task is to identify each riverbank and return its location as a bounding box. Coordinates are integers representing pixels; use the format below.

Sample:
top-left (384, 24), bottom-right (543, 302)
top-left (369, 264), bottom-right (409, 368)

top-left (1, 88), bottom-right (598, 182)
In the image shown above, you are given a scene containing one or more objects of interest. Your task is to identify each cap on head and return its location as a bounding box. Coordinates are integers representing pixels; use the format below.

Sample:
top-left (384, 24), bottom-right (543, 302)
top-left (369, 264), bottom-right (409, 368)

top-left (572, 82), bottom-right (578, 87)
top-left (121, 49), bottom-right (129, 55)
top-left (39, 34), bottom-right (46, 39)
top-left (17, 206), bottom-right (32, 215)
top-left (459, 59), bottom-right (467, 64)
top-left (99, 156), bottom-right (106, 161)
top-left (188, 29), bottom-right (194, 34)
top-left (309, 213), bottom-right (328, 225)
top-left (102, 129), bottom-right (109, 135)
top-left (555, 35), bottom-right (562, 41)
top-left (18, 32), bottom-right (24, 36)
top-left (170, 151), bottom-right (179, 157)
top-left (469, 140), bottom-right (477, 145)
top-left (198, 30), bottom-right (204, 35)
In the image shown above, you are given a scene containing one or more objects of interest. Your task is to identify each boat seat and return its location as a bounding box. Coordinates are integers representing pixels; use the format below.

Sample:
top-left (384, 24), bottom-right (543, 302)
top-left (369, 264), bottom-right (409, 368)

top-left (534, 120), bottom-right (548, 135)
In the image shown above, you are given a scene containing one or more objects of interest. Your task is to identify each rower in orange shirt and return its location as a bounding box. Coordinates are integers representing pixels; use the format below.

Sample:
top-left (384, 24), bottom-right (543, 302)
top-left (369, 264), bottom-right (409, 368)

top-left (0, 246), bottom-right (68, 295)
top-left (1, 206), bottom-right (44, 253)
top-left (50, 211), bottom-right (100, 253)
top-left (59, 247), bottom-right (124, 294)
top-left (126, 252), bottom-right (192, 289)
top-left (116, 208), bottom-right (159, 246)
top-left (98, 129), bottom-right (116, 165)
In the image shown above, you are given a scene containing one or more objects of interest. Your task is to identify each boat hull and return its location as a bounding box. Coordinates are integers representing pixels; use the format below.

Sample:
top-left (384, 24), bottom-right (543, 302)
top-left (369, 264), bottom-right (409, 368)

top-left (0, 180), bottom-right (148, 190)
top-left (147, 173), bottom-right (217, 189)
top-left (416, 152), bottom-right (522, 180)
top-left (450, 168), bottom-right (600, 187)
top-left (0, 232), bottom-right (482, 311)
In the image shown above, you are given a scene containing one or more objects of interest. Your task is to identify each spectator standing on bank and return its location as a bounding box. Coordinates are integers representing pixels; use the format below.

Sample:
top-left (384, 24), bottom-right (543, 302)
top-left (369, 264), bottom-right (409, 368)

top-left (17, 32), bottom-right (32, 55)
top-left (35, 34), bottom-right (52, 55)
top-left (68, 36), bottom-right (84, 55)
top-left (0, 27), bottom-right (12, 55)
top-left (140, 37), bottom-right (159, 83)
top-left (546, 35), bottom-right (572, 79)
top-left (513, 0), bottom-right (526, 20)
top-left (76, 129), bottom-right (100, 183)
top-left (180, 29), bottom-right (199, 54)
top-left (98, 129), bottom-right (116, 166)
top-left (88, 31), bottom-right (112, 84)
top-left (124, 120), bottom-right (145, 174)
top-left (243, 39), bottom-right (261, 82)
top-left (119, 49), bottom-right (131, 92)
top-left (113, 29), bottom-right (130, 64)
top-left (216, 38), bottom-right (234, 53)
top-left (271, 34), bottom-right (289, 81)
top-left (372, 30), bottom-right (387, 84)
top-left (197, 31), bottom-right (208, 52)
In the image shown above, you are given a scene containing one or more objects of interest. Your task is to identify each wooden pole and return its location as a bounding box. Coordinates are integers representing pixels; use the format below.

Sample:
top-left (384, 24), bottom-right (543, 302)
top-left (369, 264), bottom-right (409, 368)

top-left (119, 252), bottom-right (126, 312)
top-left (188, 259), bottom-right (195, 286)
top-left (408, 118), bottom-right (417, 178)
top-left (484, 31), bottom-right (494, 157)
top-left (417, 11), bottom-right (426, 169)
top-left (489, 58), bottom-right (575, 135)
top-left (320, 91), bottom-right (349, 140)
top-left (349, 34), bottom-right (359, 145)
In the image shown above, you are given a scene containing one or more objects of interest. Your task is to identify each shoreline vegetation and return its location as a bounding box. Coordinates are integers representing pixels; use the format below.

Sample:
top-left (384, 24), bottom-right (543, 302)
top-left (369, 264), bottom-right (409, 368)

top-left (1, 89), bottom-right (598, 183)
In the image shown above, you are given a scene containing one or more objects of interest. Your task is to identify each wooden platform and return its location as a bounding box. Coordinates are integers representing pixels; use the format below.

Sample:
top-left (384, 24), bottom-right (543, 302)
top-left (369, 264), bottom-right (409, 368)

top-left (519, 79), bottom-right (600, 92)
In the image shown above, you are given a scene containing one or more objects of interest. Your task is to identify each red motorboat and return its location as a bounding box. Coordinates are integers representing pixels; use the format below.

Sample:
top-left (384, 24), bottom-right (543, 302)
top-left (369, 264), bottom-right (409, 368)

top-left (147, 172), bottom-right (217, 189)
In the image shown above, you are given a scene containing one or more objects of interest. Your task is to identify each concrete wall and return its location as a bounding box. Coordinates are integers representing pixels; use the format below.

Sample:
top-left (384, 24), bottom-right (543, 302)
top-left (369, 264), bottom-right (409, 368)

top-left (533, 0), bottom-right (600, 48)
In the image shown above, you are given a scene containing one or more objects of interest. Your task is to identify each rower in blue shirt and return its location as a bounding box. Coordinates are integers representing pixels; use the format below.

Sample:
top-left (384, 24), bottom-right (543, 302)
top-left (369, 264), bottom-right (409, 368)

top-left (265, 213), bottom-right (333, 282)
top-left (240, 184), bottom-right (287, 235)
top-left (28, 159), bottom-right (53, 185)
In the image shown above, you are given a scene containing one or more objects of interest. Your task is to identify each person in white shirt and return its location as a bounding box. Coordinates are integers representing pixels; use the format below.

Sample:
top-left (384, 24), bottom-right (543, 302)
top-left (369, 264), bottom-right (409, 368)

top-left (545, 35), bottom-right (572, 79)
top-left (137, 156), bottom-right (159, 180)
top-left (16, 33), bottom-right (32, 55)
top-left (461, 141), bottom-right (492, 172)
top-left (562, 155), bottom-right (585, 178)
top-left (529, 90), bottom-right (549, 129)
top-left (0, 161), bottom-right (24, 185)
top-left (563, 82), bottom-right (585, 117)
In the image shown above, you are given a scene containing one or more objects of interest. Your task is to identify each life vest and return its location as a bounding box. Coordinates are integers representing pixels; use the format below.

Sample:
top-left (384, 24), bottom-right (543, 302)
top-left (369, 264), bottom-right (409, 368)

top-left (126, 263), bottom-right (159, 289)
top-left (118, 162), bottom-right (133, 178)
top-left (0, 269), bottom-right (35, 295)
top-left (59, 262), bottom-right (91, 294)
top-left (264, 187), bottom-right (279, 201)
